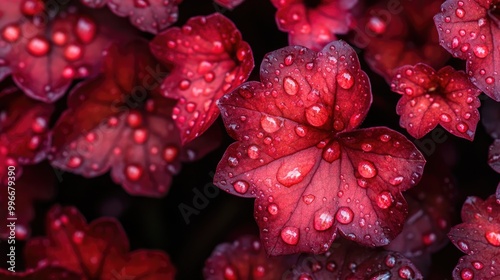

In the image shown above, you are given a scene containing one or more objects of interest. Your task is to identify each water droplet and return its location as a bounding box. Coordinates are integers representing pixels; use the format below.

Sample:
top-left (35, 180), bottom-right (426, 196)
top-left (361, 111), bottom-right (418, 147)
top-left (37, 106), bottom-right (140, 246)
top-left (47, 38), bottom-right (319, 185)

top-left (472, 261), bottom-right (484, 270)
top-left (376, 191), bottom-right (393, 209)
top-left (335, 207), bottom-right (354, 224)
top-left (27, 36), bottom-right (50, 56)
top-left (326, 261), bottom-right (337, 272)
top-left (127, 111), bottom-right (142, 128)
top-left (422, 232), bottom-right (436, 245)
top-left (283, 76), bottom-right (299, 95)
top-left (32, 117), bottom-right (47, 133)
top-left (456, 122), bottom-right (468, 133)
top-left (125, 164), bottom-right (143, 181)
top-left (267, 203), bottom-right (278, 215)
top-left (67, 156), bottom-right (82, 168)
top-left (294, 125), bottom-right (307, 137)
top-left (179, 79), bottom-right (191, 90)
top-left (389, 176), bottom-right (403, 186)
top-left (385, 255), bottom-right (396, 268)
top-left (284, 54), bottom-right (294, 66)
top-left (370, 270), bottom-right (392, 280)
top-left (2, 24), bottom-right (21, 42)
top-left (233, 180), bottom-right (249, 194)
top-left (280, 226), bottom-right (299, 245)
top-left (224, 266), bottom-right (236, 280)
top-left (277, 161), bottom-right (314, 187)
top-left (473, 45), bottom-right (489, 58)
top-left (302, 194), bottom-right (315, 205)
top-left (247, 145), bottom-right (260, 159)
top-left (314, 210), bottom-right (334, 231)
top-left (460, 268), bottom-right (473, 280)
top-left (440, 113), bottom-right (451, 123)
top-left (485, 230), bottom-right (500, 246)
top-left (305, 104), bottom-right (328, 127)
top-left (455, 8), bottom-right (465, 18)
top-left (134, 0), bottom-right (149, 8)
top-left (380, 134), bottom-right (391, 142)
top-left (361, 143), bottom-right (372, 152)
top-left (260, 115), bottom-right (282, 133)
top-left (336, 70), bottom-right (354, 89)
top-left (458, 240), bottom-right (469, 252)
top-left (76, 16), bottom-right (97, 44)
top-left (486, 76), bottom-right (495, 84)
top-left (185, 102), bottom-right (196, 113)
top-left (357, 178), bottom-right (368, 188)
top-left (322, 141), bottom-right (341, 163)
top-left (253, 265), bottom-right (265, 278)
top-left (72, 231), bottom-right (84, 244)
top-left (133, 128), bottom-right (148, 144)
top-left (212, 41), bottom-right (224, 53)
top-left (398, 266), bottom-right (415, 279)
top-left (358, 160), bottom-right (377, 178)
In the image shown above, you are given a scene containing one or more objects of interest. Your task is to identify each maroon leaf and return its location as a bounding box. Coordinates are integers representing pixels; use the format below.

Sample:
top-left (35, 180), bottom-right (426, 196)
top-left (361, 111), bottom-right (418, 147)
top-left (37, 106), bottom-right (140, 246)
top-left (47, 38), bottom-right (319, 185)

top-left (80, 0), bottom-right (182, 34)
top-left (150, 13), bottom-right (254, 144)
top-left (214, 0), bottom-right (245, 10)
top-left (270, 0), bottom-right (357, 51)
top-left (50, 40), bottom-right (220, 197)
top-left (283, 239), bottom-right (423, 279)
top-left (489, 139), bottom-right (500, 174)
top-left (390, 63), bottom-right (481, 140)
top-left (448, 195), bottom-right (500, 280)
top-left (0, 164), bottom-right (55, 240)
top-left (351, 0), bottom-right (449, 82)
top-left (434, 0), bottom-right (500, 101)
top-left (0, 264), bottom-right (81, 280)
top-left (0, 87), bottom-right (54, 184)
top-left (214, 40), bottom-right (425, 255)
top-left (204, 235), bottom-right (293, 279)
top-left (24, 205), bottom-right (176, 279)
top-left (0, 4), bottom-right (136, 102)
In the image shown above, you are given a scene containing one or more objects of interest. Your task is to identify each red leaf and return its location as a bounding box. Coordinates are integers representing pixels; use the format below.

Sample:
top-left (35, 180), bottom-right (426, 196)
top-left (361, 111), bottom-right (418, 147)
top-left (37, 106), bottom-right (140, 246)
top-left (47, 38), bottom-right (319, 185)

top-left (434, 0), bottom-right (500, 101)
top-left (204, 235), bottom-right (293, 279)
top-left (0, 4), bottom-right (135, 102)
top-left (0, 264), bottom-right (81, 280)
top-left (150, 13), bottom-right (254, 144)
top-left (448, 195), bottom-right (500, 280)
top-left (351, 0), bottom-right (449, 82)
top-left (214, 40), bottom-right (425, 255)
top-left (80, 0), bottom-right (182, 34)
top-left (271, 0), bottom-right (357, 51)
top-left (215, 0), bottom-right (245, 10)
top-left (0, 87), bottom-right (54, 184)
top-left (50, 40), bottom-right (220, 197)
top-left (283, 239), bottom-right (423, 279)
top-left (0, 164), bottom-right (55, 240)
top-left (24, 205), bottom-right (175, 279)
top-left (390, 63), bottom-right (481, 140)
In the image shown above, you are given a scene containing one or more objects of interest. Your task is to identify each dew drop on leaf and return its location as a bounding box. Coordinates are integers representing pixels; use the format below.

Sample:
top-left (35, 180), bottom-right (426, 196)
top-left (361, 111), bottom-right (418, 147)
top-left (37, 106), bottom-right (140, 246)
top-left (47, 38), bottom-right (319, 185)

top-left (485, 230), bottom-right (500, 246)
top-left (385, 255), bottom-right (396, 268)
top-left (247, 145), bottom-right (260, 159)
top-left (267, 203), bottom-right (278, 215)
top-left (67, 156), bottom-right (82, 168)
top-left (358, 160), bottom-right (377, 178)
top-left (260, 115), bottom-right (282, 133)
top-left (305, 104), bottom-right (328, 127)
top-left (280, 226), bottom-right (300, 245)
top-left (398, 266), bottom-right (415, 279)
top-left (302, 194), bottom-right (315, 205)
top-left (125, 164), bottom-right (143, 181)
top-left (336, 70), bottom-right (354, 89)
top-left (233, 180), bottom-right (249, 194)
top-left (72, 231), bottom-right (84, 244)
top-left (460, 268), bottom-right (473, 280)
top-left (314, 210), bottom-right (334, 231)
top-left (283, 76), bottom-right (299, 96)
top-left (27, 36), bottom-right (50, 57)
top-left (322, 141), bottom-right (341, 163)
top-left (335, 207), bottom-right (354, 224)
top-left (376, 191), bottom-right (394, 209)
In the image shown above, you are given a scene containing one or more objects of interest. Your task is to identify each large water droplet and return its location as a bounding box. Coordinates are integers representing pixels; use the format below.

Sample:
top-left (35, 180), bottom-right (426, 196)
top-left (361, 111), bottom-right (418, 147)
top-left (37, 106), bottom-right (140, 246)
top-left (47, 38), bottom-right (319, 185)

top-left (440, 113), bottom-right (451, 123)
top-left (485, 230), bottom-right (500, 246)
top-left (358, 160), bottom-right (377, 178)
top-left (27, 36), bottom-right (50, 56)
top-left (456, 122), bottom-right (468, 133)
top-left (473, 45), bottom-right (489, 58)
top-left (267, 203), bottom-right (278, 215)
top-left (376, 191), bottom-right (393, 209)
top-left (127, 111), bottom-right (142, 128)
top-left (305, 104), bottom-right (328, 127)
top-left (455, 8), bottom-right (465, 18)
top-left (398, 266), bottom-right (415, 279)
top-left (64, 44), bottom-right (83, 61)
top-left (76, 16), bottom-right (97, 44)
top-left (322, 141), bottom-right (341, 163)
top-left (284, 54), bottom-right (294, 66)
top-left (133, 128), bottom-right (148, 144)
top-left (2, 24), bottom-right (21, 42)
top-left (125, 164), bottom-right (143, 181)
top-left (336, 70), bottom-right (354, 89)
top-left (277, 160), bottom-right (314, 187)
top-left (280, 226), bottom-right (299, 245)
top-left (460, 268), bottom-right (473, 280)
top-left (233, 180), bottom-right (249, 194)
top-left (384, 255), bottom-right (396, 268)
top-left (335, 207), bottom-right (354, 224)
top-left (283, 76), bottom-right (299, 95)
top-left (314, 210), bottom-right (334, 231)
top-left (247, 145), bottom-right (260, 159)
top-left (260, 115), bottom-right (282, 133)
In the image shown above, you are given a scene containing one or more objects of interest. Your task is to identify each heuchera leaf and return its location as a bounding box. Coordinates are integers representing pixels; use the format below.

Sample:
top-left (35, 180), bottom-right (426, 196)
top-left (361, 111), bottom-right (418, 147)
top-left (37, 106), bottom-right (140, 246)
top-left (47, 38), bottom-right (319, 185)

top-left (50, 40), bottom-right (220, 197)
top-left (385, 157), bottom-right (457, 273)
top-left (80, 0), bottom-right (182, 34)
top-left (434, 0), bottom-right (500, 101)
top-left (351, 0), bottom-right (449, 82)
top-left (203, 235), bottom-right (293, 279)
top-left (390, 63), bottom-right (481, 140)
top-left (214, 40), bottom-right (426, 255)
top-left (150, 13), bottom-right (254, 144)
top-left (0, 87), bottom-right (53, 184)
top-left (283, 239), bottom-right (423, 279)
top-left (214, 0), bottom-right (246, 10)
top-left (270, 0), bottom-right (357, 51)
top-left (0, 164), bottom-right (55, 240)
top-left (448, 195), bottom-right (500, 280)
top-left (24, 205), bottom-right (176, 279)
top-left (0, 3), bottom-right (136, 102)
top-left (0, 264), bottom-right (80, 280)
